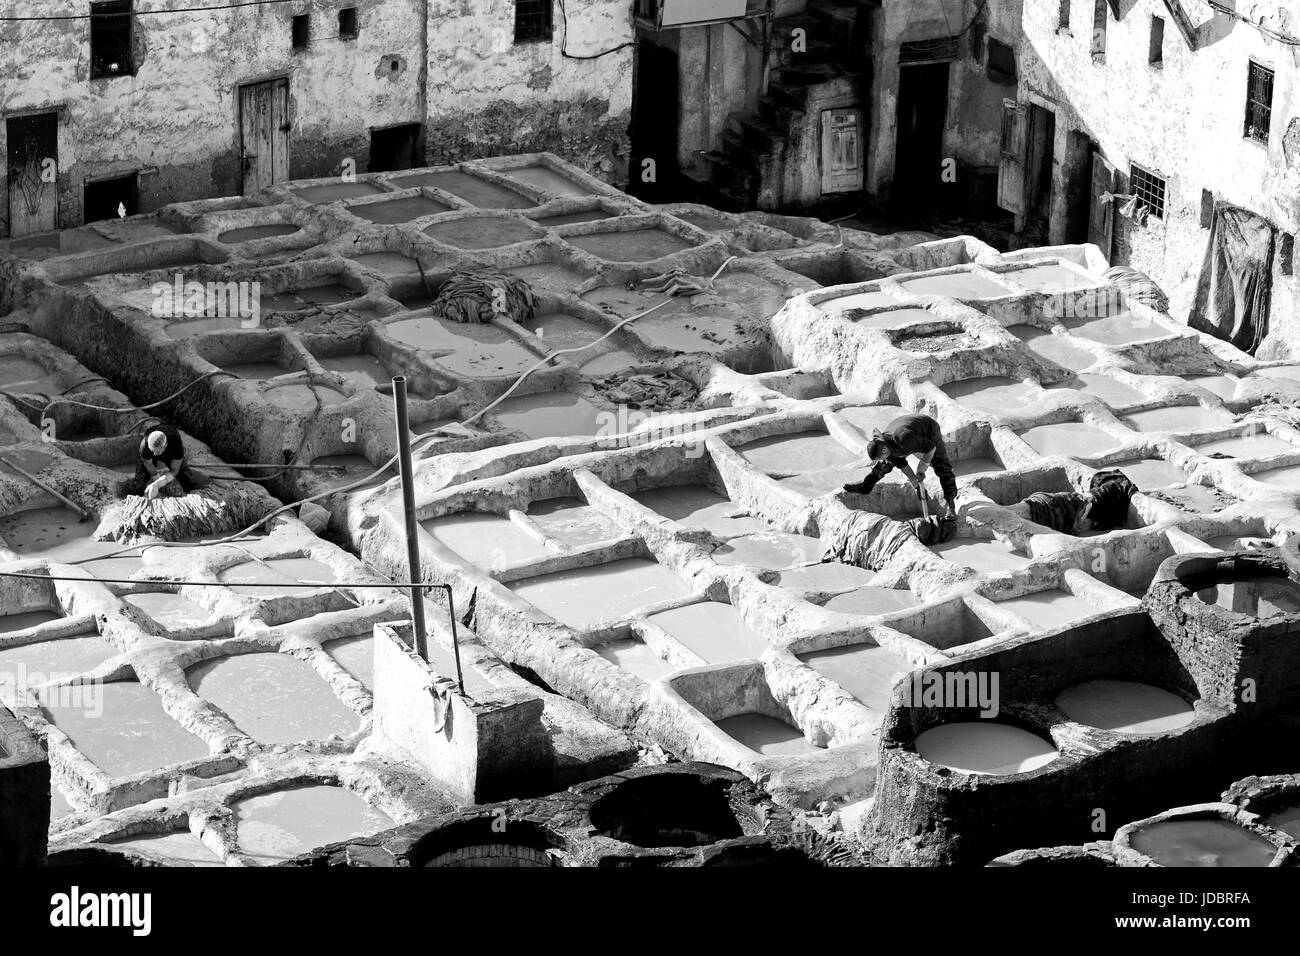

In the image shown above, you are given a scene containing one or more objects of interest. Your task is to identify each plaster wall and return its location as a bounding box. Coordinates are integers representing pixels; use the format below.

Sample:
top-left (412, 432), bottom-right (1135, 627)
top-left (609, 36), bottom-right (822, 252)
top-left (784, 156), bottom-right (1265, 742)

top-left (1017, 0), bottom-right (1300, 358)
top-left (866, 0), bottom-right (1020, 199)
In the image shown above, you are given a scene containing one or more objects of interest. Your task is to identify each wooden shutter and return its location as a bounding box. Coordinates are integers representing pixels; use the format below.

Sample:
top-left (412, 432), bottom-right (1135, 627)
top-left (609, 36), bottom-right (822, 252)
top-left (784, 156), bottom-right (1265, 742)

top-left (1087, 152), bottom-right (1116, 260)
top-left (997, 99), bottom-right (1027, 215)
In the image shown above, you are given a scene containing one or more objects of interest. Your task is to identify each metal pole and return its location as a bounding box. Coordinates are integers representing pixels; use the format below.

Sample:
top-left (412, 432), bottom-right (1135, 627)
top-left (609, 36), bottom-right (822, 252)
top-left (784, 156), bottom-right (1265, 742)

top-left (391, 376), bottom-right (428, 662)
top-left (444, 585), bottom-right (464, 692)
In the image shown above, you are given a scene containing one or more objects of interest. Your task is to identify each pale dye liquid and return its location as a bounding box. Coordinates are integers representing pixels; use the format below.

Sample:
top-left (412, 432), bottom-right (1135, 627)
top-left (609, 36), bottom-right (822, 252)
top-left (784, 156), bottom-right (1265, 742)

top-left (1054, 679), bottom-right (1196, 735)
top-left (1129, 819), bottom-right (1277, 868)
top-left (914, 722), bottom-right (1058, 775)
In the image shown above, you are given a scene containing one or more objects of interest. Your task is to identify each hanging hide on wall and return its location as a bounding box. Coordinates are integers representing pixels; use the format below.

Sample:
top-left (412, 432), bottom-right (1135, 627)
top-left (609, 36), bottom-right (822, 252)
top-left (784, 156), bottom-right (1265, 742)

top-left (1189, 203), bottom-right (1277, 355)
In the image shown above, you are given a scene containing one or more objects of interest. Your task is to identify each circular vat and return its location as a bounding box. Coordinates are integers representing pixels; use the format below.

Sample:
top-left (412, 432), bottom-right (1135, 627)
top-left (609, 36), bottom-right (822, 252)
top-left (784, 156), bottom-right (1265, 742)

top-left (914, 721), bottom-right (1059, 776)
top-left (1054, 679), bottom-right (1196, 735)
top-left (588, 773), bottom-right (749, 848)
top-left (1127, 816), bottom-right (1281, 868)
top-left (413, 818), bottom-right (564, 868)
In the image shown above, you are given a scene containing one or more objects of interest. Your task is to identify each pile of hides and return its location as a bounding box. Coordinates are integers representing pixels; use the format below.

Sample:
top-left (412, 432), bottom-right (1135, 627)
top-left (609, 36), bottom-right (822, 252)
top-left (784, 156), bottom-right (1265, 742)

top-left (93, 482), bottom-right (275, 544)
top-left (631, 270), bottom-right (716, 298)
top-left (1189, 203), bottom-right (1277, 354)
top-left (1103, 266), bottom-right (1169, 314)
top-left (1237, 401), bottom-right (1300, 434)
top-left (592, 371), bottom-right (699, 412)
top-left (821, 511), bottom-right (917, 571)
top-left (432, 271), bottom-right (537, 325)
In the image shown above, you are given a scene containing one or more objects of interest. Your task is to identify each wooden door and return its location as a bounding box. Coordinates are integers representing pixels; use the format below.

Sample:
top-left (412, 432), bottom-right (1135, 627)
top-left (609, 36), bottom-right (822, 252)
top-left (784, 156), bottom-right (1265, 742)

top-left (821, 108), bottom-right (864, 194)
top-left (6, 113), bottom-right (59, 238)
top-left (1087, 152), bottom-right (1116, 260)
top-left (997, 98), bottom-right (1027, 217)
top-left (239, 79), bottom-right (290, 195)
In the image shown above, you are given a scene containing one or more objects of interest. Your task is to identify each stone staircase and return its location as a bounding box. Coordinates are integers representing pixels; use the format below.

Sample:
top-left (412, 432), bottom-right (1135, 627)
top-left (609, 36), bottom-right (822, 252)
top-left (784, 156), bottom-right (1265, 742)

top-left (689, 0), bottom-right (870, 211)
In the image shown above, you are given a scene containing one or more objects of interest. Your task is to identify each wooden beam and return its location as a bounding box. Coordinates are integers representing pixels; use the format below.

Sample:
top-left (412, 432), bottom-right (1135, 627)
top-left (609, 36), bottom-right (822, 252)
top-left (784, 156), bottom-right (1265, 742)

top-left (1161, 0), bottom-right (1199, 51)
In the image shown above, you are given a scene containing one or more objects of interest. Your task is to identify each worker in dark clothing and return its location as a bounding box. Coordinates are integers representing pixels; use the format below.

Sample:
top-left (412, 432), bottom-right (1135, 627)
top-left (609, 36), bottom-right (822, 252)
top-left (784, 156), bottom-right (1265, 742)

top-left (843, 413), bottom-right (959, 518)
top-left (131, 422), bottom-right (201, 499)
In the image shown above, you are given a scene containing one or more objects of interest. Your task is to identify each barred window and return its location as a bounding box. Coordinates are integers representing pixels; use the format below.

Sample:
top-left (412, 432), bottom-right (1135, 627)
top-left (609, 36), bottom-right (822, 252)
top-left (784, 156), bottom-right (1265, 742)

top-left (1130, 164), bottom-right (1166, 220)
top-left (90, 0), bottom-right (134, 79)
top-left (1245, 61), bottom-right (1274, 142)
top-left (515, 0), bottom-right (553, 44)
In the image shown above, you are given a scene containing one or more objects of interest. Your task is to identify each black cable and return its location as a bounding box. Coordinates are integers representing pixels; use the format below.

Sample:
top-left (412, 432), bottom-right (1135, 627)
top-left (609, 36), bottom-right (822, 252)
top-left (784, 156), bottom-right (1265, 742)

top-left (556, 0), bottom-right (633, 61)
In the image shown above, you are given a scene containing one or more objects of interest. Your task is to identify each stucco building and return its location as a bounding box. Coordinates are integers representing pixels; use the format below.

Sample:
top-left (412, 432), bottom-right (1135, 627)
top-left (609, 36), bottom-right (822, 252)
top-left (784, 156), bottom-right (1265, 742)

top-left (1005, 0), bottom-right (1300, 358)
top-left (0, 0), bottom-right (632, 238)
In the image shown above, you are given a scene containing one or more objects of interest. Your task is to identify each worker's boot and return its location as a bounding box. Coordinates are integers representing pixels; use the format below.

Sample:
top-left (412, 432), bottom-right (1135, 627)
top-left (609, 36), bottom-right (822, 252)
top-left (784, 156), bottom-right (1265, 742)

top-left (842, 481), bottom-right (872, 495)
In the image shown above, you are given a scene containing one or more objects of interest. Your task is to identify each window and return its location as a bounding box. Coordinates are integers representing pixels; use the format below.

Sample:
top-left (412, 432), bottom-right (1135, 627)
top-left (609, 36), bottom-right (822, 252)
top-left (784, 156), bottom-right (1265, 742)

top-left (1245, 61), bottom-right (1275, 142)
top-left (90, 0), bottom-right (134, 79)
top-left (987, 38), bottom-right (1016, 84)
top-left (339, 8), bottom-right (358, 39)
top-left (1149, 16), bottom-right (1164, 65)
top-left (1058, 0), bottom-right (1071, 31)
top-left (514, 0), bottom-right (553, 44)
top-left (83, 173), bottom-right (138, 224)
top-left (291, 14), bottom-right (310, 51)
top-left (1091, 0), bottom-right (1107, 61)
top-left (1129, 164), bottom-right (1166, 220)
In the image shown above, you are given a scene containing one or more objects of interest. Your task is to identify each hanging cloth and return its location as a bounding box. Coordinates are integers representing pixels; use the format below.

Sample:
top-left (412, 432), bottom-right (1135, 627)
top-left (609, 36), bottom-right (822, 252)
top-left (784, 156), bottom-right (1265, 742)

top-left (1190, 203), bottom-right (1277, 355)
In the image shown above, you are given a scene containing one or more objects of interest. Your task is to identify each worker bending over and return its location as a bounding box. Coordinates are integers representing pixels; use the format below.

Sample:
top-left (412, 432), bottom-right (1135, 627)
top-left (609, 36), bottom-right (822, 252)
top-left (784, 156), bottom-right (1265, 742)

top-left (132, 422), bottom-right (201, 500)
top-left (843, 413), bottom-right (959, 518)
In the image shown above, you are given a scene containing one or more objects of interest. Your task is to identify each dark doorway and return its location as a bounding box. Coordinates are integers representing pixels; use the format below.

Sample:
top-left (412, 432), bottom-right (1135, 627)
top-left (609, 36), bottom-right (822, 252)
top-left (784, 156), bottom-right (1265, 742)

top-left (1062, 130), bottom-right (1094, 244)
top-left (893, 62), bottom-right (950, 210)
top-left (6, 112), bottom-right (60, 238)
top-left (1025, 103), bottom-right (1056, 242)
top-left (83, 173), bottom-right (137, 224)
top-left (369, 123), bottom-right (421, 172)
top-left (629, 39), bottom-right (679, 202)
top-left (83, 172), bottom-right (137, 223)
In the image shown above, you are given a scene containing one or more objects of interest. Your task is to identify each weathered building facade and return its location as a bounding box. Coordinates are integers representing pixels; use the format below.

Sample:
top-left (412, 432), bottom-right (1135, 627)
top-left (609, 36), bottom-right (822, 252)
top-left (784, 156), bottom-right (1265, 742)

top-left (1006, 0), bottom-right (1300, 358)
top-left (0, 0), bottom-right (632, 238)
top-left (866, 0), bottom-right (1023, 215)
top-left (639, 0), bottom-right (1022, 217)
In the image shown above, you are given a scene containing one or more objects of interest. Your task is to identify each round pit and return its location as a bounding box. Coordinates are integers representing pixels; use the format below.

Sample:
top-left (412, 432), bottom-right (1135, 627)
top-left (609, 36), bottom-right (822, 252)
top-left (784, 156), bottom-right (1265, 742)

top-left (1054, 679), bottom-right (1196, 735)
top-left (1129, 819), bottom-right (1278, 868)
top-left (914, 721), bottom-right (1058, 775)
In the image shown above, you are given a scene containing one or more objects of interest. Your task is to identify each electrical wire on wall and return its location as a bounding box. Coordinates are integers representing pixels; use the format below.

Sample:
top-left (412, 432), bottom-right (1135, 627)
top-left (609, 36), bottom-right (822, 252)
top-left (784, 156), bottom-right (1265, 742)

top-left (556, 0), bottom-right (633, 60)
top-left (1198, 0), bottom-right (1300, 46)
